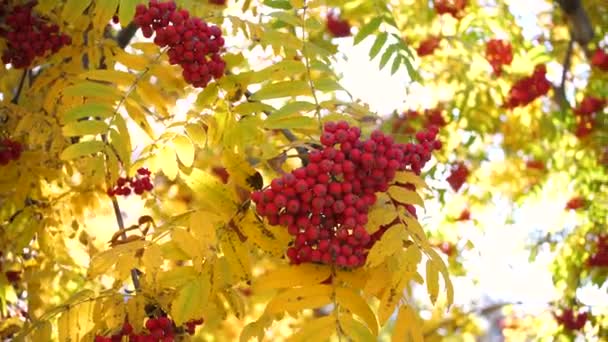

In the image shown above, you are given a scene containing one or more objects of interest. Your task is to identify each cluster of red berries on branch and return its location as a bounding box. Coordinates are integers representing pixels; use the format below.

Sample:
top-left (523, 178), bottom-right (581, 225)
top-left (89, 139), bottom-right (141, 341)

top-left (433, 0), bottom-right (467, 19)
top-left (0, 1), bottom-right (71, 69)
top-left (326, 10), bottom-right (351, 37)
top-left (565, 196), bottom-right (586, 210)
top-left (0, 138), bottom-right (22, 165)
top-left (485, 39), bottom-right (513, 76)
top-left (587, 235), bottom-right (608, 268)
top-left (436, 241), bottom-right (455, 256)
top-left (456, 208), bottom-right (470, 221)
top-left (591, 49), bottom-right (608, 71)
top-left (251, 121), bottom-right (441, 268)
top-left (553, 308), bottom-right (588, 332)
top-left (504, 64), bottom-right (551, 109)
top-left (446, 162), bottom-right (469, 192)
top-left (107, 168), bottom-right (154, 197)
top-left (572, 95), bottom-right (605, 138)
top-left (94, 317), bottom-right (204, 342)
top-left (416, 36), bottom-right (441, 57)
top-left (392, 107), bottom-right (447, 135)
top-left (134, 0), bottom-right (226, 88)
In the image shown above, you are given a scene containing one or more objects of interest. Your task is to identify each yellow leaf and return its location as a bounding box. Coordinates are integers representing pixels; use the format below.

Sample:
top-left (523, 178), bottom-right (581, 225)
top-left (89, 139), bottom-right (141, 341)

top-left (158, 266), bottom-right (197, 289)
top-left (339, 314), bottom-right (375, 342)
top-left (171, 273), bottom-right (210, 326)
top-left (88, 240), bottom-right (146, 278)
top-left (265, 285), bottom-right (333, 314)
top-left (61, 103), bottom-right (114, 123)
top-left (172, 228), bottom-right (202, 260)
top-left (182, 168), bottom-right (237, 219)
top-left (142, 243), bottom-right (163, 272)
top-left (109, 128), bottom-right (131, 168)
top-left (125, 98), bottom-right (156, 139)
top-left (253, 264), bottom-right (331, 292)
top-left (287, 315), bottom-right (335, 342)
top-left (335, 287), bottom-right (378, 336)
top-left (94, 0), bottom-right (119, 28)
top-left (62, 120), bottom-right (108, 137)
top-left (30, 321), bottom-right (51, 341)
top-left (195, 83), bottom-right (219, 108)
top-left (222, 288), bottom-right (245, 319)
top-left (220, 230), bottom-right (252, 283)
top-left (365, 224), bottom-right (407, 268)
top-left (250, 80), bottom-right (309, 100)
top-left (61, 0), bottom-right (92, 22)
top-left (239, 211), bottom-right (291, 257)
top-left (264, 113), bottom-right (317, 130)
top-left (401, 215), bottom-right (430, 248)
top-left (114, 49), bottom-right (149, 70)
top-left (240, 314), bottom-right (273, 342)
top-left (392, 305), bottom-right (423, 342)
top-left (63, 81), bottom-right (121, 100)
top-left (387, 186), bottom-right (424, 207)
top-left (136, 81), bottom-right (169, 117)
top-left (426, 259), bottom-right (439, 305)
top-left (363, 265), bottom-right (390, 298)
top-left (233, 102), bottom-right (275, 115)
top-left (80, 69), bottom-right (136, 86)
top-left (426, 249), bottom-right (454, 307)
top-left (158, 145), bottom-right (178, 181)
top-left (377, 274), bottom-right (408, 326)
top-left (185, 123), bottom-right (207, 146)
top-left (189, 210), bottom-right (218, 256)
top-left (126, 295), bottom-right (147, 333)
top-left (57, 300), bottom-right (95, 342)
top-left (366, 206), bottom-right (398, 234)
top-left (394, 171), bottom-right (428, 189)
top-left (172, 135), bottom-right (195, 168)
top-left (60, 141), bottom-right (105, 160)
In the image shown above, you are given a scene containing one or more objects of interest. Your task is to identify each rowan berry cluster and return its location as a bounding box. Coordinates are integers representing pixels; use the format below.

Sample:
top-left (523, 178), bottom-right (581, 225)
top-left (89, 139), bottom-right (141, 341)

top-left (0, 1), bottom-right (71, 69)
top-left (326, 11), bottom-right (351, 37)
top-left (0, 138), bottom-right (22, 165)
top-left (437, 241), bottom-right (455, 256)
top-left (134, 0), bottom-right (226, 88)
top-left (573, 95), bottom-right (605, 138)
top-left (433, 0), bottom-right (467, 19)
top-left (553, 308), bottom-right (588, 331)
top-left (565, 196), bottom-right (585, 210)
top-left (107, 168), bottom-right (154, 197)
top-left (94, 317), bottom-right (204, 342)
top-left (446, 162), bottom-right (469, 192)
top-left (504, 64), bottom-right (551, 109)
top-left (587, 235), bottom-right (608, 268)
top-left (591, 49), bottom-right (608, 71)
top-left (485, 39), bottom-right (513, 76)
top-left (392, 107), bottom-right (447, 135)
top-left (252, 121), bottom-right (441, 268)
top-left (416, 36), bottom-right (441, 57)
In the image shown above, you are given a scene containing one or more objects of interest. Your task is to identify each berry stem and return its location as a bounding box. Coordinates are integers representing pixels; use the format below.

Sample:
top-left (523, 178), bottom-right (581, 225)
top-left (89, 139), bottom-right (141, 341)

top-left (110, 197), bottom-right (141, 291)
top-left (11, 69), bottom-right (27, 104)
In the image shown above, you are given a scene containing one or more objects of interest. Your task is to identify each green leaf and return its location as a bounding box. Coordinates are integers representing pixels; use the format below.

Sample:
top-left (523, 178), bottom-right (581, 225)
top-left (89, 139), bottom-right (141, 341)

top-left (263, 0), bottom-right (292, 9)
top-left (390, 55), bottom-right (401, 75)
top-left (264, 114), bottom-right (316, 130)
top-left (63, 82), bottom-right (121, 100)
top-left (171, 274), bottom-right (210, 326)
top-left (369, 32), bottom-right (388, 59)
top-left (314, 78), bottom-right (343, 92)
top-left (195, 83), bottom-right (218, 108)
top-left (250, 80), bottom-right (309, 100)
top-left (61, 0), bottom-right (92, 22)
top-left (273, 101), bottom-right (316, 117)
top-left (233, 102), bottom-right (275, 115)
top-left (379, 44), bottom-right (398, 70)
top-left (62, 121), bottom-right (109, 137)
top-left (60, 141), bottom-right (105, 160)
top-left (269, 11), bottom-right (300, 27)
top-left (119, 0), bottom-right (141, 24)
top-left (109, 129), bottom-right (131, 166)
top-left (62, 103), bottom-right (114, 123)
top-left (354, 17), bottom-right (382, 45)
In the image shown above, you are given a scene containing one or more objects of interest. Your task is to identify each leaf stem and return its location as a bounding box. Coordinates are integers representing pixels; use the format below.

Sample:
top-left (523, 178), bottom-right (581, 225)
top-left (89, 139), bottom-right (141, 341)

top-left (300, 3), bottom-right (323, 131)
top-left (11, 69), bottom-right (28, 104)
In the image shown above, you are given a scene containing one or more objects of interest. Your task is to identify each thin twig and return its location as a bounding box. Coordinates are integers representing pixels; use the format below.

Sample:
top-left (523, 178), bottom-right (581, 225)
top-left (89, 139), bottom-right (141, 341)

top-left (110, 197), bottom-right (141, 291)
top-left (555, 39), bottom-right (574, 109)
top-left (11, 70), bottom-right (28, 104)
top-left (300, 4), bottom-right (322, 130)
top-left (117, 22), bottom-right (139, 49)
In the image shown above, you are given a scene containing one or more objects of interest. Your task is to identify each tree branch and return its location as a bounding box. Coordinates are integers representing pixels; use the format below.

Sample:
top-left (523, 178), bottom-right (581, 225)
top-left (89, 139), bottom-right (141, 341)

top-left (556, 0), bottom-right (594, 46)
top-left (110, 197), bottom-right (141, 291)
top-left (11, 70), bottom-right (28, 104)
top-left (117, 22), bottom-right (139, 49)
top-left (554, 38), bottom-right (574, 108)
